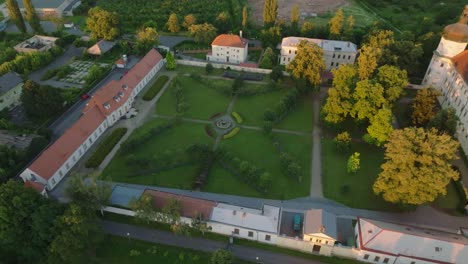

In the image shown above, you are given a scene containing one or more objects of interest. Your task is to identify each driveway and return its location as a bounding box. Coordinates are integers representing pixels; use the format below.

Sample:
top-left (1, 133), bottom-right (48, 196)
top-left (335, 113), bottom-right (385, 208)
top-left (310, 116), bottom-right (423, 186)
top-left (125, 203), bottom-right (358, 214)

top-left (159, 35), bottom-right (192, 50)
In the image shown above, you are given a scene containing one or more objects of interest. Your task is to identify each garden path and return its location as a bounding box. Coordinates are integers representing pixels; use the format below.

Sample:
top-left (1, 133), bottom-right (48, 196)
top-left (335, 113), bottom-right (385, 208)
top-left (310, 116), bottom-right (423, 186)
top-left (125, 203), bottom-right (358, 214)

top-left (310, 91), bottom-right (323, 197)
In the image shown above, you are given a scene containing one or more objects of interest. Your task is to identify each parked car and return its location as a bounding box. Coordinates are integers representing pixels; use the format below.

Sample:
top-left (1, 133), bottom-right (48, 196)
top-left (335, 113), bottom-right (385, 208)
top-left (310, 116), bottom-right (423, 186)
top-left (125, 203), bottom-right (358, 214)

top-left (293, 214), bottom-right (302, 231)
top-left (81, 93), bottom-right (90, 100)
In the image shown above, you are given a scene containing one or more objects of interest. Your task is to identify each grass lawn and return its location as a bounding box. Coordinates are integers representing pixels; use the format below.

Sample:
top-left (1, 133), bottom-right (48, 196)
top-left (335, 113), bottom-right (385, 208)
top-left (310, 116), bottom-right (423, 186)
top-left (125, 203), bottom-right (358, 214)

top-left (322, 138), bottom-right (401, 211)
top-left (101, 119), bottom-right (214, 188)
top-left (95, 235), bottom-right (212, 264)
top-left (276, 92), bottom-right (314, 132)
top-left (203, 163), bottom-right (261, 197)
top-left (175, 65), bottom-right (224, 76)
top-left (220, 129), bottom-right (311, 199)
top-left (156, 76), bottom-right (231, 119)
top-left (233, 90), bottom-right (285, 126)
top-left (433, 181), bottom-right (465, 215)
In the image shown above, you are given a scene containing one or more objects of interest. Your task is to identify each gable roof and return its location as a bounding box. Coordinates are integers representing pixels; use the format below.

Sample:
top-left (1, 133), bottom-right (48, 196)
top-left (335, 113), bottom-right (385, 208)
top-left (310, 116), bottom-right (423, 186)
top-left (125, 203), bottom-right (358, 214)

top-left (87, 40), bottom-right (116, 55)
top-left (303, 209), bottom-right (338, 239)
top-left (0, 72), bottom-right (23, 94)
top-left (451, 50), bottom-right (468, 83)
top-left (144, 189), bottom-right (216, 220)
top-left (357, 218), bottom-right (468, 264)
top-left (83, 49), bottom-right (163, 115)
top-left (29, 106), bottom-right (105, 179)
top-left (211, 34), bottom-right (248, 48)
top-left (24, 180), bottom-right (45, 192)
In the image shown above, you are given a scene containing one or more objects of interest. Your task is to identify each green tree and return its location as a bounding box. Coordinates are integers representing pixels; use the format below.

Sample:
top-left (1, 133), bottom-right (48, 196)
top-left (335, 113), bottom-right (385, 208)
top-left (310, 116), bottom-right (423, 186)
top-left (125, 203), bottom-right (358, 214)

top-left (21, 80), bottom-right (65, 119)
top-left (291, 4), bottom-right (299, 28)
top-left (376, 65), bottom-right (408, 103)
top-left (23, 0), bottom-right (42, 33)
top-left (211, 249), bottom-right (233, 264)
top-left (350, 80), bottom-right (386, 121)
top-left (260, 26), bottom-right (282, 48)
top-left (343, 15), bottom-right (355, 41)
top-left (167, 13), bottom-right (180, 33)
top-left (165, 52), bottom-right (177, 70)
top-left (263, 0), bottom-right (277, 27)
top-left (242, 6), bottom-right (248, 28)
top-left (270, 65), bottom-right (283, 82)
top-left (188, 23), bottom-right (217, 44)
top-left (357, 44), bottom-right (378, 80)
top-left (130, 193), bottom-right (158, 224)
top-left (411, 87), bottom-right (441, 126)
top-left (259, 47), bottom-right (275, 69)
top-left (388, 40), bottom-right (424, 76)
top-left (300, 21), bottom-right (314, 37)
top-left (205, 63), bottom-right (214, 74)
top-left (322, 64), bottom-right (357, 123)
top-left (182, 14), bottom-right (196, 30)
top-left (86, 7), bottom-right (120, 40)
top-left (6, 0), bottom-right (26, 33)
top-left (373, 127), bottom-right (460, 205)
top-left (286, 40), bottom-right (325, 88)
top-left (329, 9), bottom-right (344, 39)
top-left (215, 11), bottom-right (230, 33)
top-left (367, 107), bottom-right (393, 146)
top-left (191, 213), bottom-right (211, 236)
top-left (334, 131), bottom-right (351, 152)
top-left (135, 27), bottom-right (159, 55)
top-left (427, 107), bottom-right (459, 137)
top-left (347, 152), bottom-right (360, 173)
top-left (65, 173), bottom-right (111, 214)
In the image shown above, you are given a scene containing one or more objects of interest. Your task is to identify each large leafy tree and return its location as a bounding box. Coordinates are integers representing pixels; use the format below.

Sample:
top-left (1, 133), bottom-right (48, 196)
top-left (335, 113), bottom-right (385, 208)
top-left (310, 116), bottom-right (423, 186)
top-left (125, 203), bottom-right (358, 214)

top-left (290, 4), bottom-right (299, 28)
top-left (215, 11), bottom-right (230, 33)
top-left (263, 0), bottom-right (277, 27)
top-left (167, 13), bottom-right (180, 33)
top-left (260, 25), bottom-right (281, 48)
top-left (411, 87), bottom-right (441, 126)
top-left (357, 45), bottom-right (378, 80)
top-left (329, 9), bottom-right (344, 39)
top-left (373, 127), bottom-right (460, 205)
top-left (286, 40), bottom-right (325, 88)
top-left (350, 80), bottom-right (386, 121)
top-left (86, 7), bottom-right (120, 40)
top-left (188, 23), bottom-right (217, 44)
top-left (130, 193), bottom-right (158, 224)
top-left (6, 0), bottom-right (26, 33)
top-left (182, 14), bottom-right (196, 30)
top-left (427, 107), bottom-right (459, 137)
top-left (322, 64), bottom-right (357, 123)
top-left (376, 65), bottom-right (409, 103)
top-left (20, 80), bottom-right (65, 119)
top-left (367, 107), bottom-right (394, 146)
top-left (135, 27), bottom-right (158, 55)
top-left (65, 173), bottom-right (111, 213)
top-left (23, 0), bottom-right (42, 33)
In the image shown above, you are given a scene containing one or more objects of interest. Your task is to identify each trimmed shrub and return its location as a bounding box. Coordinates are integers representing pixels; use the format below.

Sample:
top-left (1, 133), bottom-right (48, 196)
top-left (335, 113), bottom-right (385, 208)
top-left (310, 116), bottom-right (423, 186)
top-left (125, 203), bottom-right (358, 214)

top-left (223, 127), bottom-right (240, 139)
top-left (231, 112), bottom-right (243, 124)
top-left (142, 75), bottom-right (169, 101)
top-left (85, 128), bottom-right (127, 168)
top-left (334, 131), bottom-right (351, 152)
top-left (205, 63), bottom-right (214, 73)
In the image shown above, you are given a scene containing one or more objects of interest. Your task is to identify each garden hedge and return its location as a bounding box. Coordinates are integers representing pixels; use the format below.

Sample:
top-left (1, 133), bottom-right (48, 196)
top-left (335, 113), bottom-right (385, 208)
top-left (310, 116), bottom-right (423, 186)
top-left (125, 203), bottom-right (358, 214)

top-left (143, 75), bottom-right (169, 101)
top-left (85, 128), bottom-right (127, 168)
top-left (231, 112), bottom-right (243, 124)
top-left (223, 127), bottom-right (240, 139)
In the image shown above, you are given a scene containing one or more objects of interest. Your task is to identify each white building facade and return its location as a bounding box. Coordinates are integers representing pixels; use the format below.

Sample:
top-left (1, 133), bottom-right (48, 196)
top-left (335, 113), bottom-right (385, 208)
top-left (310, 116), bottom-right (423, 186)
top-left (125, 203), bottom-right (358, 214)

top-left (206, 34), bottom-right (248, 64)
top-left (422, 6), bottom-right (468, 155)
top-left (279, 37), bottom-right (357, 71)
top-left (20, 49), bottom-right (165, 191)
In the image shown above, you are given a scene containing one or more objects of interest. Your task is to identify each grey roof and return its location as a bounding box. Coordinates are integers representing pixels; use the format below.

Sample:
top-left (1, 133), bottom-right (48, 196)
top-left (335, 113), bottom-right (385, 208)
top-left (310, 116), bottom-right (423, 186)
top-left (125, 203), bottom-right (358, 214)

top-left (303, 209), bottom-right (338, 239)
top-left (0, 72), bottom-right (23, 94)
top-left (110, 185), bottom-right (144, 207)
top-left (87, 40), bottom-right (116, 55)
top-left (17, 0), bottom-right (65, 9)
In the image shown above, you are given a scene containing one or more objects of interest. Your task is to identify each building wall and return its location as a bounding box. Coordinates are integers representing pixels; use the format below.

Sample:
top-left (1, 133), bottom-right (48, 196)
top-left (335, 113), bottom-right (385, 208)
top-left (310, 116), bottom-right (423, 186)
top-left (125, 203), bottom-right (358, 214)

top-left (435, 37), bottom-right (468, 58)
top-left (209, 222), bottom-right (277, 244)
top-left (207, 44), bottom-right (248, 64)
top-left (0, 83), bottom-right (22, 111)
top-left (279, 46), bottom-right (356, 70)
top-left (303, 233), bottom-right (335, 245)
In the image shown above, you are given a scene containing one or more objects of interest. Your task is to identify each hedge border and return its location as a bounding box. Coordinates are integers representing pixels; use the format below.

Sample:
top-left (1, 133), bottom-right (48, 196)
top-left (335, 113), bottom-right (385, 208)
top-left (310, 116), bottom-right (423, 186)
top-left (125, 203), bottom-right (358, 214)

top-left (142, 75), bottom-right (169, 101)
top-left (231, 112), bottom-right (243, 124)
top-left (223, 127), bottom-right (240, 139)
top-left (85, 127), bottom-right (128, 168)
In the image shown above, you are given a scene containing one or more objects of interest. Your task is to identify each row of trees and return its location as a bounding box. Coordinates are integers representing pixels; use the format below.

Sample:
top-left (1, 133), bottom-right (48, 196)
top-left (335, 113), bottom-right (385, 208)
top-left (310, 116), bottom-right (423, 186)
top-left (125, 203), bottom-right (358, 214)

top-left (6, 0), bottom-right (42, 33)
top-left (0, 46), bottom-right (63, 76)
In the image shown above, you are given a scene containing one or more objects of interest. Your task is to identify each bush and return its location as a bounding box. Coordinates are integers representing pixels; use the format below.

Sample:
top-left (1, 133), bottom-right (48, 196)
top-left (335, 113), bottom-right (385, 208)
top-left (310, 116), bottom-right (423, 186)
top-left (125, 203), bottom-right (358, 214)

top-left (56, 66), bottom-right (73, 79)
top-left (231, 112), bottom-right (242, 124)
top-left (41, 68), bottom-right (59, 80)
top-left (334, 132), bottom-right (351, 152)
top-left (85, 128), bottom-right (127, 168)
top-left (205, 63), bottom-right (214, 73)
top-left (223, 127), bottom-right (240, 139)
top-left (142, 75), bottom-right (169, 101)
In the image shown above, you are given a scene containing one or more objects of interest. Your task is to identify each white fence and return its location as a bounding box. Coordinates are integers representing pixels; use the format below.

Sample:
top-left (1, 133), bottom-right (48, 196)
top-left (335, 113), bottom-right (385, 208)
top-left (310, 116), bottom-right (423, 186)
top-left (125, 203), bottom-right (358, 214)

top-left (177, 59), bottom-right (273, 74)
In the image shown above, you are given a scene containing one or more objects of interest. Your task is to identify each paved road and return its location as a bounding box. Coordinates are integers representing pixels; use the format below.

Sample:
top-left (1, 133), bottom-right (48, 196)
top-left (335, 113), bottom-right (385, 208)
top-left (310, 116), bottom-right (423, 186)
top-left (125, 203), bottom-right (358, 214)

top-left (102, 220), bottom-right (327, 264)
top-left (159, 36), bottom-right (192, 50)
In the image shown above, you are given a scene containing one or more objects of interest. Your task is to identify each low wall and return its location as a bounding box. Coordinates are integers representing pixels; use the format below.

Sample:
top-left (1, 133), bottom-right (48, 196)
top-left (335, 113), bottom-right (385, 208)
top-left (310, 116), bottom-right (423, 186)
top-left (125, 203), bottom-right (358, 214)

top-left (332, 245), bottom-right (359, 259)
top-left (177, 59), bottom-right (272, 74)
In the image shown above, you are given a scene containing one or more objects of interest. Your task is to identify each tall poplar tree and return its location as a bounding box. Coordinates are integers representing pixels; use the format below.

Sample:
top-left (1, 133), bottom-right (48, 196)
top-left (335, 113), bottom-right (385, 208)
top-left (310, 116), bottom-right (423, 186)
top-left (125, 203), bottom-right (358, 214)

top-left (23, 0), bottom-right (42, 33)
top-left (167, 13), bottom-right (180, 33)
top-left (263, 0), bottom-right (277, 27)
top-left (242, 6), bottom-right (248, 28)
top-left (291, 4), bottom-right (299, 26)
top-left (6, 0), bottom-right (26, 33)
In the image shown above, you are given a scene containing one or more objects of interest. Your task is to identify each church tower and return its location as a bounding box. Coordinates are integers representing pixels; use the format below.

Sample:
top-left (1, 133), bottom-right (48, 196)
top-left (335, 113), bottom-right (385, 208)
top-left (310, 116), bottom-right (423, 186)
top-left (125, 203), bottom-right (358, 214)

top-left (423, 5), bottom-right (468, 89)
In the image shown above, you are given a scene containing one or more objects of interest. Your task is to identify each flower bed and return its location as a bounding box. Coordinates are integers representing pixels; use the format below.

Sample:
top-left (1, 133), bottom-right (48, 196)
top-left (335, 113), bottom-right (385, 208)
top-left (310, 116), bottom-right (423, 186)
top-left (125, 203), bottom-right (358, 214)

top-left (223, 127), bottom-right (240, 139)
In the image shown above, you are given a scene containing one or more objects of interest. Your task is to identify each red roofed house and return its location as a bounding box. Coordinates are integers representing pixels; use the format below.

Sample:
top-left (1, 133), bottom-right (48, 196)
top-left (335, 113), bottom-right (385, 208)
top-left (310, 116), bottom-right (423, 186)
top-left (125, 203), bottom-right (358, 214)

top-left (207, 33), bottom-right (248, 64)
top-left (355, 217), bottom-right (468, 264)
top-left (20, 49), bottom-right (165, 192)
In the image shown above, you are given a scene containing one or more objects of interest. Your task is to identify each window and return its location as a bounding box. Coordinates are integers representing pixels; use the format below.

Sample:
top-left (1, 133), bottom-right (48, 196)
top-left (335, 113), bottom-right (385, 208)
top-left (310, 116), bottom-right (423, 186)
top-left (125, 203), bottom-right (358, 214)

top-left (51, 178), bottom-right (56, 185)
top-left (338, 54), bottom-right (341, 59)
top-left (248, 231), bottom-right (254, 237)
top-left (374, 256), bottom-right (380, 262)
top-left (435, 247), bottom-right (442, 252)
top-left (265, 235), bottom-right (271, 241)
top-left (294, 50), bottom-right (297, 54)
top-left (233, 229), bottom-right (239, 235)
top-left (410, 262), bottom-right (416, 264)
top-left (283, 57), bottom-right (286, 62)
top-left (336, 63), bottom-right (339, 66)
top-left (364, 254), bottom-right (369, 260)
top-left (440, 63), bottom-right (444, 67)
top-left (289, 50), bottom-right (291, 54)
top-left (348, 55), bottom-right (351, 60)
top-left (325, 241), bottom-right (328, 244)
top-left (59, 170), bottom-right (63, 177)
top-left (66, 163), bottom-right (70, 170)
top-left (383, 258), bottom-right (389, 264)
top-left (331, 62), bottom-right (334, 66)
top-left (73, 156), bottom-right (76, 162)
top-left (333, 54), bottom-right (336, 58)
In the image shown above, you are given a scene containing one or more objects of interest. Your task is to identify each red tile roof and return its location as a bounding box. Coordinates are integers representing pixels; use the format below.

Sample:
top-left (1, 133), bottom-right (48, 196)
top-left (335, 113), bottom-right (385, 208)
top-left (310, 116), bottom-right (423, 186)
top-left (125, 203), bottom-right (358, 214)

top-left (24, 180), bottom-right (45, 192)
top-left (84, 49), bottom-right (163, 115)
top-left (115, 58), bottom-right (125, 65)
top-left (29, 106), bottom-right (106, 180)
top-left (144, 189), bottom-right (216, 220)
top-left (451, 50), bottom-right (468, 83)
top-left (211, 34), bottom-right (248, 48)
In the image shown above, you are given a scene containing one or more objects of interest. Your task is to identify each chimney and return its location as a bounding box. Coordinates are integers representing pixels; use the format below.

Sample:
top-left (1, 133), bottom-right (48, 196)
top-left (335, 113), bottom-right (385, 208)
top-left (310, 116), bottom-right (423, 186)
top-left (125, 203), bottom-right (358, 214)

top-left (239, 30), bottom-right (243, 38)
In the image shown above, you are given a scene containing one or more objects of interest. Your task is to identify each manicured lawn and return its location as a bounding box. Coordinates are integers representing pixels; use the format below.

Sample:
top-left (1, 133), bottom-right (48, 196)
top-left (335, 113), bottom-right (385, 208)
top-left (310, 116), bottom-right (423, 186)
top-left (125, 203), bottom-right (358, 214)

top-left (203, 163), bottom-right (261, 197)
top-left (220, 129), bottom-right (311, 199)
top-left (95, 235), bottom-right (212, 264)
top-left (276, 93), bottom-right (314, 132)
top-left (322, 138), bottom-right (401, 211)
top-left (156, 76), bottom-right (231, 119)
top-left (175, 65), bottom-right (224, 76)
top-left (233, 90), bottom-right (285, 126)
top-left (101, 119), bottom-right (214, 188)
top-left (433, 181), bottom-right (465, 215)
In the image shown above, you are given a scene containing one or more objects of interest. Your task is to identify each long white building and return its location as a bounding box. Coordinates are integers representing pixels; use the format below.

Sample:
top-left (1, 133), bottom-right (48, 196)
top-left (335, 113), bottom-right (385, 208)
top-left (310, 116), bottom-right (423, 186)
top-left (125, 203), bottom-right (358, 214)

top-left (20, 49), bottom-right (165, 192)
top-left (279, 37), bottom-right (357, 70)
top-left (422, 5), bottom-right (468, 154)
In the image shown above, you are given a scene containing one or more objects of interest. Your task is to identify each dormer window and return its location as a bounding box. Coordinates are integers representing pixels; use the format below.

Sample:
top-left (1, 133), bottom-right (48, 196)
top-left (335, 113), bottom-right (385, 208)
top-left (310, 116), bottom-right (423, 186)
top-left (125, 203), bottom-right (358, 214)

top-left (113, 96), bottom-right (120, 102)
top-left (118, 91), bottom-right (124, 98)
top-left (103, 102), bottom-right (110, 109)
top-left (122, 84), bottom-right (128, 90)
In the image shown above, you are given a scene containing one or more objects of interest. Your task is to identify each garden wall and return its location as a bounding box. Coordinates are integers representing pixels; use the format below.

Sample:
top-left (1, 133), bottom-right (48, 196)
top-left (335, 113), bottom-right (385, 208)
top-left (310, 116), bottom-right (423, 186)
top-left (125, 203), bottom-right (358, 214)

top-left (331, 245), bottom-right (359, 259)
top-left (177, 59), bottom-right (273, 74)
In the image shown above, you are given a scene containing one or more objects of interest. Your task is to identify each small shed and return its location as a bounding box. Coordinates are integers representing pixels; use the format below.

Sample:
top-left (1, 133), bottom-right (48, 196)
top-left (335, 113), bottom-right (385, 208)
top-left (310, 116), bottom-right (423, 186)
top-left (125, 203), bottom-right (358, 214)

top-left (87, 40), bottom-right (116, 56)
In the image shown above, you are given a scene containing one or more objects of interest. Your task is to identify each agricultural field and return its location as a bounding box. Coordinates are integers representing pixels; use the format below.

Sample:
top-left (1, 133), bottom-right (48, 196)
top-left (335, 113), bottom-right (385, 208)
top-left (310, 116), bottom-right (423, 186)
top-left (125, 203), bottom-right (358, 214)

top-left (97, 0), bottom-right (247, 32)
top-left (102, 69), bottom-right (314, 199)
